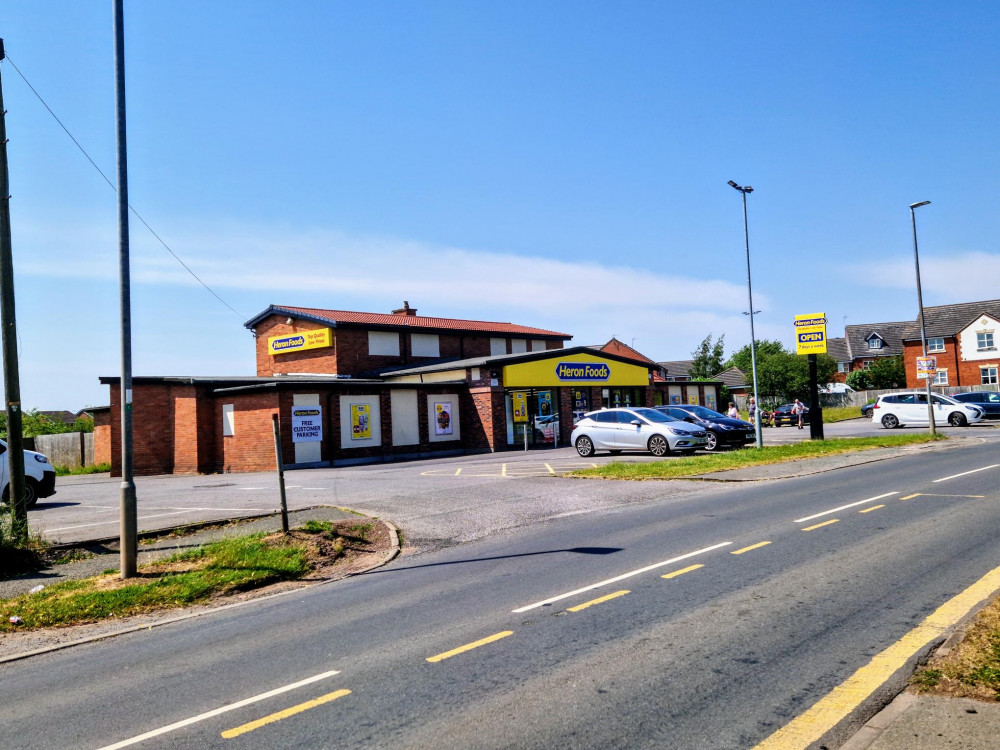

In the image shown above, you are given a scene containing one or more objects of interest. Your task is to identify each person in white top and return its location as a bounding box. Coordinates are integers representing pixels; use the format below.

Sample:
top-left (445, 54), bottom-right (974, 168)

top-left (727, 402), bottom-right (740, 420)
top-left (748, 396), bottom-right (757, 425)
top-left (792, 398), bottom-right (806, 429)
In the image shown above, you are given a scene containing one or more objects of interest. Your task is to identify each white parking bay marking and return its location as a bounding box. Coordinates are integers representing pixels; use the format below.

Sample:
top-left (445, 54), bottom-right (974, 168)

top-left (793, 492), bottom-right (899, 524)
top-left (932, 464), bottom-right (1000, 483)
top-left (511, 542), bottom-right (733, 613)
top-left (95, 669), bottom-right (341, 750)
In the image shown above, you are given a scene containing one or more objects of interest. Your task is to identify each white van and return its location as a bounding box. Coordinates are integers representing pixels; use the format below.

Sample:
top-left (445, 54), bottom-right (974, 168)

top-left (0, 439), bottom-right (57, 508)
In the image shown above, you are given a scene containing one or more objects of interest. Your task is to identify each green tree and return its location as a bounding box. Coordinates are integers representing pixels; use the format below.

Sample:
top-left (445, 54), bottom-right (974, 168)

top-left (845, 356), bottom-right (905, 391)
top-left (690, 334), bottom-right (726, 379)
top-left (0, 409), bottom-right (84, 439)
top-left (845, 369), bottom-right (872, 391)
top-left (725, 339), bottom-right (787, 374)
top-left (748, 352), bottom-right (838, 403)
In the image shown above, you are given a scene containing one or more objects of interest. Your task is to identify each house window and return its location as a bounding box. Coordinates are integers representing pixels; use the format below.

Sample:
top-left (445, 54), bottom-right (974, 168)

top-left (977, 331), bottom-right (996, 351)
top-left (982, 366), bottom-right (999, 385)
top-left (837, 362), bottom-right (848, 373)
top-left (222, 404), bottom-right (235, 436)
top-left (862, 360), bottom-right (873, 370)
top-left (368, 331), bottom-right (400, 356)
top-left (411, 333), bottom-right (440, 357)
top-left (867, 338), bottom-right (883, 350)
top-left (927, 337), bottom-right (945, 353)
top-left (932, 369), bottom-right (948, 385)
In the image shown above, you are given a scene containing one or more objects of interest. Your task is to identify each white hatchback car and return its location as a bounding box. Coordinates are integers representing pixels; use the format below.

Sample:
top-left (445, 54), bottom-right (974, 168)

top-left (871, 391), bottom-right (985, 429)
top-left (571, 407), bottom-right (708, 457)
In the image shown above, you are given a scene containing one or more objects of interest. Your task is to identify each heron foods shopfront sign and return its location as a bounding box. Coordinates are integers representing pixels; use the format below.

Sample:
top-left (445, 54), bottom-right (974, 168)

top-left (503, 354), bottom-right (648, 388)
top-left (268, 327), bottom-right (333, 356)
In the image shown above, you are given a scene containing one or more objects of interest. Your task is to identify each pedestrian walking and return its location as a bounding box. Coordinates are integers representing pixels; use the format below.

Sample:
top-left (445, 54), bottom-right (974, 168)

top-left (792, 398), bottom-right (806, 429)
top-left (727, 402), bottom-right (740, 419)
top-left (748, 395), bottom-right (757, 425)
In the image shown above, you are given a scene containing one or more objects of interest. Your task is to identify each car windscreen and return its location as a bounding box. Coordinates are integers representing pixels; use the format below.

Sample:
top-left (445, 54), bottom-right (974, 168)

top-left (687, 405), bottom-right (724, 419)
top-left (633, 408), bottom-right (677, 423)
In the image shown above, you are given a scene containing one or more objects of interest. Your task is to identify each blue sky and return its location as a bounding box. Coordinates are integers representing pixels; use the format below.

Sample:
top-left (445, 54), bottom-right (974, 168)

top-left (2, 2), bottom-right (999, 409)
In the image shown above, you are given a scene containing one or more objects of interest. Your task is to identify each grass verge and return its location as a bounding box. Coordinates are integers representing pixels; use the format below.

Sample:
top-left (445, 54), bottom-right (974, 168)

top-left (54, 462), bottom-right (112, 476)
top-left (0, 531), bottom-right (323, 632)
top-left (912, 594), bottom-right (1000, 701)
top-left (571, 434), bottom-right (945, 480)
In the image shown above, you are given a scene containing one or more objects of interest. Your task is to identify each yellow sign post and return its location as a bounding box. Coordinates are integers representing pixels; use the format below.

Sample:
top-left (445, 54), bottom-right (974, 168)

top-left (794, 313), bottom-right (828, 355)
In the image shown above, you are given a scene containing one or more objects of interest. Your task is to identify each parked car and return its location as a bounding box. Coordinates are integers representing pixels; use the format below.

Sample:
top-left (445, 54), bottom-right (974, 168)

top-left (571, 407), bottom-right (708, 457)
top-left (871, 392), bottom-right (985, 429)
top-left (861, 402), bottom-right (875, 419)
top-left (533, 415), bottom-right (557, 444)
top-left (0, 439), bottom-right (57, 508)
top-left (770, 403), bottom-right (811, 427)
top-left (654, 405), bottom-right (754, 451)
top-left (949, 391), bottom-right (1000, 419)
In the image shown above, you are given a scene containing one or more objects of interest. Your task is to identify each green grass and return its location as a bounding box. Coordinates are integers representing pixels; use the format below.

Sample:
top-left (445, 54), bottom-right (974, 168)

top-left (53, 462), bottom-right (112, 476)
top-left (572, 434), bottom-right (945, 480)
top-left (0, 533), bottom-right (311, 631)
top-left (821, 406), bottom-right (868, 423)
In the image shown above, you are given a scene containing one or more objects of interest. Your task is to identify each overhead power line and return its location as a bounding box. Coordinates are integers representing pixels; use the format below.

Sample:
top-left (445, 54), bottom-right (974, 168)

top-left (2, 53), bottom-right (247, 321)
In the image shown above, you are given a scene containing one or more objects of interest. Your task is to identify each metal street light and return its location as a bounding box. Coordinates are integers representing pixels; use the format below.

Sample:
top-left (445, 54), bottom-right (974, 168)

top-left (729, 180), bottom-right (762, 448)
top-left (909, 200), bottom-right (936, 436)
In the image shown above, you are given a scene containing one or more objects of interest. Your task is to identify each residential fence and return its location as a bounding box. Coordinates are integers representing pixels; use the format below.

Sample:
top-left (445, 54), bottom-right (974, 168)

top-left (26, 432), bottom-right (95, 469)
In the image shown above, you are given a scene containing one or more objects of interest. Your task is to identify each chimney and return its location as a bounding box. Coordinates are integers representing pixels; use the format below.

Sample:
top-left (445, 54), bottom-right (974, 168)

top-left (392, 301), bottom-right (417, 316)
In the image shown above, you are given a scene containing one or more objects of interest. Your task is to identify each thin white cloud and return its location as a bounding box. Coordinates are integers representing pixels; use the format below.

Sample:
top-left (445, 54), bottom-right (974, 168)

top-left (851, 251), bottom-right (1000, 301)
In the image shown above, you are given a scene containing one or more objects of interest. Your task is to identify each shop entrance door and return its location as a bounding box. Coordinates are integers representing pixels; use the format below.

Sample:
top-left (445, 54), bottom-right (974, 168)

top-left (506, 389), bottom-right (559, 448)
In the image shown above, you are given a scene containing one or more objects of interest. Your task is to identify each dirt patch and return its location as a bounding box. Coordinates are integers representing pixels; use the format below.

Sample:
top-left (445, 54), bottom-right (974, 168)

top-left (0, 519), bottom-right (397, 661)
top-left (910, 593), bottom-right (1000, 702)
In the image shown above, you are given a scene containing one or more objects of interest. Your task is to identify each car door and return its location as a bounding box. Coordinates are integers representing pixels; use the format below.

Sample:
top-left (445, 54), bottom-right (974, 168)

top-left (615, 410), bottom-right (647, 450)
top-left (931, 395), bottom-right (954, 423)
top-left (903, 393), bottom-right (928, 424)
top-left (587, 411), bottom-right (618, 449)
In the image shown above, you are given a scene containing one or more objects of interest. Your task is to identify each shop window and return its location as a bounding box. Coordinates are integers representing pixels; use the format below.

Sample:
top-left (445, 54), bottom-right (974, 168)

top-left (369, 331), bottom-right (400, 356)
top-left (490, 337), bottom-right (507, 356)
top-left (531, 339), bottom-right (545, 351)
top-left (222, 404), bottom-right (235, 436)
top-left (411, 333), bottom-right (440, 357)
top-left (927, 337), bottom-right (945, 353)
top-left (511, 339), bottom-right (528, 353)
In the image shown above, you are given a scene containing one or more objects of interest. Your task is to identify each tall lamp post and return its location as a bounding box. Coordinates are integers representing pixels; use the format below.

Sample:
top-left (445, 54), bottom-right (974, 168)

top-left (728, 180), bottom-right (762, 449)
top-left (909, 200), bottom-right (936, 436)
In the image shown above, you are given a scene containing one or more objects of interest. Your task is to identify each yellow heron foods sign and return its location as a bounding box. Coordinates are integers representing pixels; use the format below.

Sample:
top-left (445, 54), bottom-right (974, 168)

top-left (794, 313), bottom-right (828, 355)
top-left (503, 353), bottom-right (648, 388)
top-left (268, 327), bottom-right (333, 356)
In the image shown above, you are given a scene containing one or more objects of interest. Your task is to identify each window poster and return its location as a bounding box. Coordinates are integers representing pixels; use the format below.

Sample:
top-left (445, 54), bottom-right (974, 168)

top-left (512, 392), bottom-right (528, 423)
top-left (434, 402), bottom-right (453, 435)
top-left (291, 406), bottom-right (322, 443)
top-left (537, 391), bottom-right (552, 417)
top-left (351, 403), bottom-right (371, 440)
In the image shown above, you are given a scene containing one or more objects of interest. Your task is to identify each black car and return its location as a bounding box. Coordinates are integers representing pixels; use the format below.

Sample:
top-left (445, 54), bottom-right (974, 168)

top-left (771, 403), bottom-right (811, 427)
top-left (654, 405), bottom-right (755, 451)
top-left (950, 391), bottom-right (1000, 419)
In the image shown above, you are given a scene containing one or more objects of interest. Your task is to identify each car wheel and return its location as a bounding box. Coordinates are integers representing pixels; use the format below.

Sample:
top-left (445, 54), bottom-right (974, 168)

top-left (575, 436), bottom-right (595, 457)
top-left (648, 434), bottom-right (669, 457)
top-left (881, 414), bottom-right (899, 429)
top-left (948, 412), bottom-right (967, 427)
top-left (1, 480), bottom-right (39, 509)
top-left (705, 431), bottom-right (719, 451)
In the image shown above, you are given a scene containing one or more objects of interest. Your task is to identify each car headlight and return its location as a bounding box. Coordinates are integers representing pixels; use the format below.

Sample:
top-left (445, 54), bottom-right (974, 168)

top-left (665, 428), bottom-right (689, 436)
top-left (33, 454), bottom-right (49, 464)
top-left (714, 423), bottom-right (735, 430)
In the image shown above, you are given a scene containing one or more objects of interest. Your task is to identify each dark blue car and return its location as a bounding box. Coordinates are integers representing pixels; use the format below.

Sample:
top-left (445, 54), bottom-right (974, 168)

top-left (950, 391), bottom-right (1000, 419)
top-left (654, 405), bottom-right (755, 451)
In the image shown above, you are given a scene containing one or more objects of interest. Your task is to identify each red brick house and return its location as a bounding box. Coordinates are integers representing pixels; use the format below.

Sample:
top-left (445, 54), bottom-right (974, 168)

top-left (901, 299), bottom-right (1000, 389)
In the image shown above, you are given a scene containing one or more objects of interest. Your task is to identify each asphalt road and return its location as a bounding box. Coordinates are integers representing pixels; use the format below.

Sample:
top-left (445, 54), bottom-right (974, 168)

top-left (4, 440), bottom-right (999, 749)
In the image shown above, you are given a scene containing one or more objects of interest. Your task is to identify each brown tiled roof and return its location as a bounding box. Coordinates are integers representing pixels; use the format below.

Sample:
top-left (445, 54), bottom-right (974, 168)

top-left (657, 360), bottom-right (693, 379)
top-left (845, 321), bottom-right (914, 359)
top-left (600, 337), bottom-right (658, 365)
top-left (714, 367), bottom-right (747, 388)
top-left (245, 305), bottom-right (571, 339)
top-left (906, 299), bottom-right (1000, 340)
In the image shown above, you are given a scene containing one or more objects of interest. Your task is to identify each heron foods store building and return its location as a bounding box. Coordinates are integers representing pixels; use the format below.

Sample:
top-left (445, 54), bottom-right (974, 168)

top-left (96, 304), bottom-right (720, 475)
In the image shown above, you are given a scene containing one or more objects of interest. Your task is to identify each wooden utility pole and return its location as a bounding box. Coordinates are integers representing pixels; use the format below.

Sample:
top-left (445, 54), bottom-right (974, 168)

top-left (0, 39), bottom-right (29, 543)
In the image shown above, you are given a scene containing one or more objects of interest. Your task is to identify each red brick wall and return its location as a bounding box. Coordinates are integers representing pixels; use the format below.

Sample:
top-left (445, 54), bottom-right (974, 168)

top-left (218, 392), bottom-right (283, 473)
top-left (254, 316), bottom-right (339, 376)
top-left (468, 387), bottom-right (505, 451)
top-left (94, 411), bottom-right (111, 466)
top-left (904, 339), bottom-right (967, 388)
top-left (173, 387), bottom-right (200, 474)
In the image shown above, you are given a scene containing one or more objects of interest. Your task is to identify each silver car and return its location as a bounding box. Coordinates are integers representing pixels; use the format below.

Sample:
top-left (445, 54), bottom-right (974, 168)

top-left (571, 407), bottom-right (708, 457)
